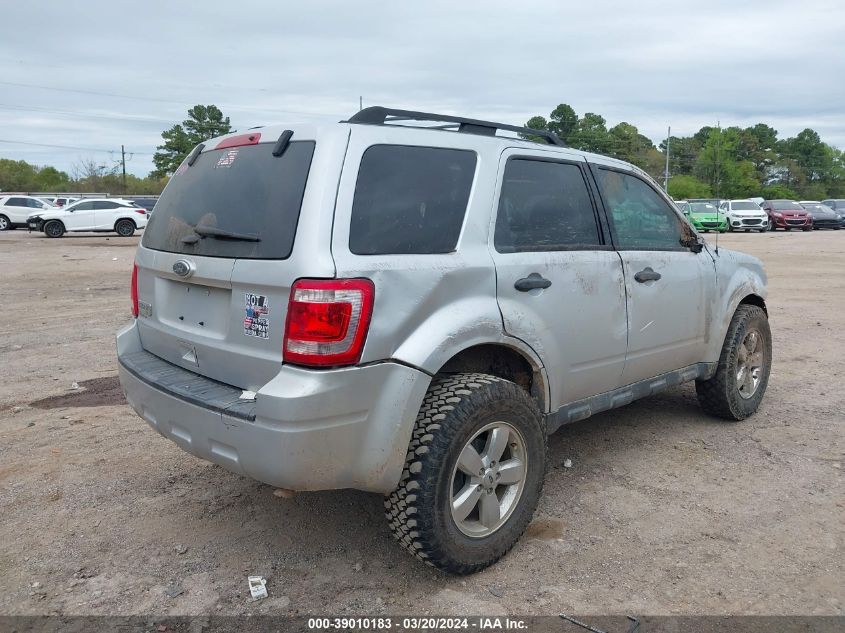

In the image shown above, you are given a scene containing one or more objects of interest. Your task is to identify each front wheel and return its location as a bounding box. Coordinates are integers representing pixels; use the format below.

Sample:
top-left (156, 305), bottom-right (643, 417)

top-left (696, 305), bottom-right (772, 420)
top-left (385, 373), bottom-right (547, 574)
top-left (43, 220), bottom-right (65, 238)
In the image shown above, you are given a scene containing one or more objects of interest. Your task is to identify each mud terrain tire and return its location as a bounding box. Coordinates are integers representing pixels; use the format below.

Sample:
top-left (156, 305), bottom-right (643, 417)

top-left (696, 305), bottom-right (772, 420)
top-left (385, 373), bottom-right (547, 574)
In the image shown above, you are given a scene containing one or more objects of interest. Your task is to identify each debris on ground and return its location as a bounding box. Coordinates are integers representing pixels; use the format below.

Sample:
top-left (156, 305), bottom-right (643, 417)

top-left (70, 382), bottom-right (80, 390)
top-left (564, 459), bottom-right (573, 468)
top-left (248, 576), bottom-right (268, 601)
top-left (272, 488), bottom-right (295, 499)
top-left (174, 544), bottom-right (188, 555)
top-left (164, 584), bottom-right (184, 599)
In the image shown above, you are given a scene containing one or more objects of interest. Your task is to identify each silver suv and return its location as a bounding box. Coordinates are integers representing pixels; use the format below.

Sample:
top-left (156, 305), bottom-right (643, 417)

top-left (117, 107), bottom-right (772, 574)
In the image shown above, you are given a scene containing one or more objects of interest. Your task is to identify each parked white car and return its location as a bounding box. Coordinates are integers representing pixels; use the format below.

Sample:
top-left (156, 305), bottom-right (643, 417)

top-left (41, 196), bottom-right (80, 208)
top-left (719, 199), bottom-right (769, 232)
top-left (0, 195), bottom-right (55, 230)
top-left (28, 198), bottom-right (148, 237)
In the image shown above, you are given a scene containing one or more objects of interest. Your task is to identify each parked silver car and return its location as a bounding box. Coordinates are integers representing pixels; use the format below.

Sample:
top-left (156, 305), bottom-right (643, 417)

top-left (117, 107), bottom-right (772, 574)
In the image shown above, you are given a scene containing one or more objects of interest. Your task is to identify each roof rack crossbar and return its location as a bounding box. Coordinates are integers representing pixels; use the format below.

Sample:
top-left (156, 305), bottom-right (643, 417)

top-left (345, 106), bottom-right (565, 146)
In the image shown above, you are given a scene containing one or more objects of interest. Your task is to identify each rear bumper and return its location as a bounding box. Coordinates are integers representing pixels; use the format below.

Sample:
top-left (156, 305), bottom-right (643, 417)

top-left (116, 321), bottom-right (431, 493)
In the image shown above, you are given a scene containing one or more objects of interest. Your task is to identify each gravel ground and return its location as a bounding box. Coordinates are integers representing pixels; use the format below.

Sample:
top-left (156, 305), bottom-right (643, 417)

top-left (0, 229), bottom-right (842, 616)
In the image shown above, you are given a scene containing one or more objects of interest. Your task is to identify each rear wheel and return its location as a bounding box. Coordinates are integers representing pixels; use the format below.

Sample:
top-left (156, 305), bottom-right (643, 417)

top-left (44, 220), bottom-right (65, 238)
top-left (0, 215), bottom-right (10, 231)
top-left (385, 373), bottom-right (547, 574)
top-left (115, 219), bottom-right (135, 237)
top-left (696, 305), bottom-right (772, 420)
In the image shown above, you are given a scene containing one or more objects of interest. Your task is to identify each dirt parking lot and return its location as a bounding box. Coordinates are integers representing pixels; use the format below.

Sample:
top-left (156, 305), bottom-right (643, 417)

top-left (0, 229), bottom-right (842, 617)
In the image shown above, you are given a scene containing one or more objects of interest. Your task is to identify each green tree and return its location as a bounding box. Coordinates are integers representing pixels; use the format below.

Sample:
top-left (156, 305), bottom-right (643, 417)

top-left (608, 122), bottom-right (653, 161)
top-left (660, 135), bottom-right (701, 177)
top-left (761, 183), bottom-right (799, 199)
top-left (668, 175), bottom-right (711, 199)
top-left (780, 128), bottom-right (829, 182)
top-left (570, 113), bottom-right (612, 154)
top-left (0, 158), bottom-right (39, 191)
top-left (34, 166), bottom-right (71, 191)
top-left (547, 104), bottom-right (577, 143)
top-left (152, 105), bottom-right (232, 177)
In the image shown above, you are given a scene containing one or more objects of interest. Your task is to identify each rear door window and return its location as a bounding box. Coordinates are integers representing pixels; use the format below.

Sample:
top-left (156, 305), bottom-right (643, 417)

top-left (349, 145), bottom-right (477, 255)
top-left (494, 158), bottom-right (601, 252)
top-left (142, 141), bottom-right (315, 259)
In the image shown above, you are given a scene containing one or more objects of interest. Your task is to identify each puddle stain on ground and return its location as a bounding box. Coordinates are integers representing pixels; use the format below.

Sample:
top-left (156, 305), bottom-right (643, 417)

top-left (525, 517), bottom-right (566, 540)
top-left (29, 376), bottom-right (126, 409)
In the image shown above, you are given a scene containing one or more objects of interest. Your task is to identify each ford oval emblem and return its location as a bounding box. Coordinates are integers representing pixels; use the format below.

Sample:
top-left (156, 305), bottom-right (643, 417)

top-left (173, 259), bottom-right (195, 278)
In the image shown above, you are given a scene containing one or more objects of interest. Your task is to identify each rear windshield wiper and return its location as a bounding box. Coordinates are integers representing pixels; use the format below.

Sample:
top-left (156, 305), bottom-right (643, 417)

top-left (181, 224), bottom-right (261, 244)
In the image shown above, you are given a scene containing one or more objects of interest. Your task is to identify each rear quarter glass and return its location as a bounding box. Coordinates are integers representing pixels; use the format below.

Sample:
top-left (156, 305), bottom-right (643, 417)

top-left (141, 141), bottom-right (315, 259)
top-left (348, 144), bottom-right (477, 255)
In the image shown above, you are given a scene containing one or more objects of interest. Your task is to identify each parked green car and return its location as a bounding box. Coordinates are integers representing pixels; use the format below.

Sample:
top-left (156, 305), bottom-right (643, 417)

top-left (680, 202), bottom-right (728, 232)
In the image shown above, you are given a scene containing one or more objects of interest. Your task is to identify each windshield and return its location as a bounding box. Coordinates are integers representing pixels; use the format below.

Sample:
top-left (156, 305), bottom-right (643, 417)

top-left (142, 141), bottom-right (315, 259)
top-left (771, 201), bottom-right (803, 211)
top-left (731, 201), bottom-right (760, 211)
top-left (689, 203), bottom-right (718, 214)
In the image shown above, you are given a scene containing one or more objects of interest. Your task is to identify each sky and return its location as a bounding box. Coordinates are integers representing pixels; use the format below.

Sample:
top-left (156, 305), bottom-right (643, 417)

top-left (1, 0), bottom-right (843, 177)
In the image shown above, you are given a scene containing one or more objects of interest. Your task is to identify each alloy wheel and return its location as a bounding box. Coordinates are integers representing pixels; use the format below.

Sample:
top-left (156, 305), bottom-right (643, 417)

top-left (449, 421), bottom-right (528, 538)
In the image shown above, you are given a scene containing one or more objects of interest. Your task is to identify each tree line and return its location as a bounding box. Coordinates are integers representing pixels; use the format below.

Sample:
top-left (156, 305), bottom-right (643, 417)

top-left (524, 104), bottom-right (845, 200)
top-left (3, 103), bottom-right (843, 201)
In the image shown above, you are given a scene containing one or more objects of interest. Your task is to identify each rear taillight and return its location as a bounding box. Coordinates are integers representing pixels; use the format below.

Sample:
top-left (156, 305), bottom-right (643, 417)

top-left (283, 279), bottom-right (374, 367)
top-left (134, 209), bottom-right (147, 215)
top-left (131, 263), bottom-right (139, 317)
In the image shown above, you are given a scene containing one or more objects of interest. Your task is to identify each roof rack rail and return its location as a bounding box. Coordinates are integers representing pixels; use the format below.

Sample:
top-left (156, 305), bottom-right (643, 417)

top-left (345, 106), bottom-right (565, 147)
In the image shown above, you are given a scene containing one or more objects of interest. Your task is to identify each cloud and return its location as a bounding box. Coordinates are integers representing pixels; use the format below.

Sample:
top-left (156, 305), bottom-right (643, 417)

top-left (1, 0), bottom-right (842, 176)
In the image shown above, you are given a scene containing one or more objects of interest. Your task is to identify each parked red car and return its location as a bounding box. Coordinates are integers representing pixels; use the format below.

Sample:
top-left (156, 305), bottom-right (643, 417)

top-left (760, 200), bottom-right (812, 231)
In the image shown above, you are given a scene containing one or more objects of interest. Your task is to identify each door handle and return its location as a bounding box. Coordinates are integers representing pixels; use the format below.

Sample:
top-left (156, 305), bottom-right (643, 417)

top-left (514, 273), bottom-right (552, 292)
top-left (634, 267), bottom-right (661, 283)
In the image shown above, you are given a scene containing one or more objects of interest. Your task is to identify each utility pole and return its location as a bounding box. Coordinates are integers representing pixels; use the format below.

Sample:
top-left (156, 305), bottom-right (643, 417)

top-left (663, 125), bottom-right (671, 192)
top-left (121, 145), bottom-right (127, 194)
top-left (359, 96), bottom-right (363, 112)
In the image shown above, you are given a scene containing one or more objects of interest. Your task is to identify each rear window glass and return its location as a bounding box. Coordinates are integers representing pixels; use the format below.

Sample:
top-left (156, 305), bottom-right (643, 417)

top-left (142, 141), bottom-right (315, 259)
top-left (349, 145), bottom-right (476, 255)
